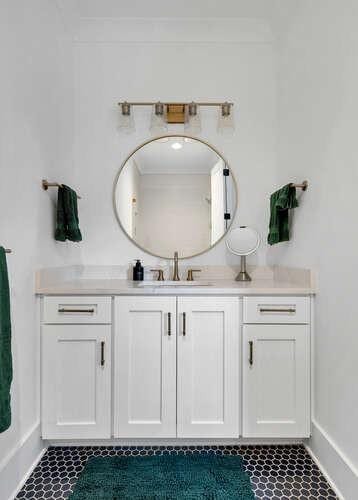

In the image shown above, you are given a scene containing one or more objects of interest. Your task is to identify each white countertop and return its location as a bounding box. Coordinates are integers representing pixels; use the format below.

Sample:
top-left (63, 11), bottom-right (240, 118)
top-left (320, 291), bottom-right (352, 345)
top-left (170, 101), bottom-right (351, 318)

top-left (35, 265), bottom-right (315, 295)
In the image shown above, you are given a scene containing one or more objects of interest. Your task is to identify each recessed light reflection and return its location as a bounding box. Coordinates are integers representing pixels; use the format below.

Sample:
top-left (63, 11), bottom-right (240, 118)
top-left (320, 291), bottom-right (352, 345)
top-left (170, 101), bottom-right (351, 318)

top-left (171, 142), bottom-right (183, 150)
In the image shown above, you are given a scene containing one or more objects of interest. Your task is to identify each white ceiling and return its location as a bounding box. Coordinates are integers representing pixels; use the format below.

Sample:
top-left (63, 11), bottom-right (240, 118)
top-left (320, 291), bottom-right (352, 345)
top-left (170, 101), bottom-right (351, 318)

top-left (132, 137), bottom-right (221, 175)
top-left (76, 0), bottom-right (274, 19)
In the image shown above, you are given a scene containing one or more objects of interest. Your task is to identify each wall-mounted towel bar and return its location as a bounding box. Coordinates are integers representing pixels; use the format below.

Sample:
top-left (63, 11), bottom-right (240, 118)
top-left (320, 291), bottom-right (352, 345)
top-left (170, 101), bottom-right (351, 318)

top-left (42, 180), bottom-right (82, 199)
top-left (291, 180), bottom-right (308, 191)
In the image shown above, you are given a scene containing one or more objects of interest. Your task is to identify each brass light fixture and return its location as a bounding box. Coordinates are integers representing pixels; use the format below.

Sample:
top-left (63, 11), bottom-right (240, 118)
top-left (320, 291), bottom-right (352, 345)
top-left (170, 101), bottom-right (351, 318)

top-left (118, 101), bottom-right (135, 134)
top-left (217, 101), bottom-right (235, 135)
top-left (185, 102), bottom-right (201, 134)
top-left (117, 101), bottom-right (234, 135)
top-left (149, 102), bottom-right (168, 134)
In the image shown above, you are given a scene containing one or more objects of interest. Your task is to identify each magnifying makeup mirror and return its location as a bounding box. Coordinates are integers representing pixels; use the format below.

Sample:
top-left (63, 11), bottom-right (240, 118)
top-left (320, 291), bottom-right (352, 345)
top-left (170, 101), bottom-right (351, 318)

top-left (226, 226), bottom-right (260, 281)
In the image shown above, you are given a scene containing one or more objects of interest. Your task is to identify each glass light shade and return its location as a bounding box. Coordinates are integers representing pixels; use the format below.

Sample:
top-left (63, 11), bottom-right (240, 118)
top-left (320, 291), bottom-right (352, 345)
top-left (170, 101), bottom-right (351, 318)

top-left (185, 103), bottom-right (201, 135)
top-left (217, 103), bottom-right (235, 135)
top-left (118, 103), bottom-right (135, 134)
top-left (149, 103), bottom-right (168, 135)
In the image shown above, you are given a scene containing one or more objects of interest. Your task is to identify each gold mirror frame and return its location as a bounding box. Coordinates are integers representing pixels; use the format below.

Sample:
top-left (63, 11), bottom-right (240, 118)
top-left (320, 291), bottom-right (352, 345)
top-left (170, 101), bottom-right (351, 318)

top-left (113, 134), bottom-right (238, 260)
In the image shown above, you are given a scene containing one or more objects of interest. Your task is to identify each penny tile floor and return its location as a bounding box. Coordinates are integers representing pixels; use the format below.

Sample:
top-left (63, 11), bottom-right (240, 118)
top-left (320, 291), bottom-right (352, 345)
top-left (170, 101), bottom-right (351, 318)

top-left (16, 445), bottom-right (338, 499)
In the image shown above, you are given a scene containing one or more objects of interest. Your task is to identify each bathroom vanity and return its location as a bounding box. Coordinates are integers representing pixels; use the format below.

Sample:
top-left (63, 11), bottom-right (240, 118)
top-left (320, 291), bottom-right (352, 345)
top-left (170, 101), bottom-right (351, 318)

top-left (38, 267), bottom-right (314, 443)
top-left (37, 136), bottom-right (314, 444)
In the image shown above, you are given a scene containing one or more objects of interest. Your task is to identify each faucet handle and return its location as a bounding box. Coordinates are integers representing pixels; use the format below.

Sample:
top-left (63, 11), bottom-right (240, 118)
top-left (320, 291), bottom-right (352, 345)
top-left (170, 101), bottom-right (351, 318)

top-left (150, 269), bottom-right (165, 281)
top-left (186, 269), bottom-right (201, 281)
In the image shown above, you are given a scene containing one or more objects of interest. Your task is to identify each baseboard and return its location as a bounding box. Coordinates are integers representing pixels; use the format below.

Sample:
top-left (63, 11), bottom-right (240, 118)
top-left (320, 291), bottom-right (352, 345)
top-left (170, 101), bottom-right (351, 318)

top-left (0, 423), bottom-right (47, 500)
top-left (305, 420), bottom-right (358, 500)
top-left (46, 437), bottom-right (303, 447)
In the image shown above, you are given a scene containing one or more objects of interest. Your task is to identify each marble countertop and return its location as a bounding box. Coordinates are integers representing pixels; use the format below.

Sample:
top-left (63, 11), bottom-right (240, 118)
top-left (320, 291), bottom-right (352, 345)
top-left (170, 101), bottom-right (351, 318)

top-left (35, 265), bottom-right (315, 296)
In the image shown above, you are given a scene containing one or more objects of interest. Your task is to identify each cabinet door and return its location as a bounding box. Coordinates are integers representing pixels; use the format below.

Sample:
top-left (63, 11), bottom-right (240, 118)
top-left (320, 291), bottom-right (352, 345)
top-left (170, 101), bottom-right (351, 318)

top-left (42, 325), bottom-right (111, 439)
top-left (114, 297), bottom-right (176, 438)
top-left (243, 324), bottom-right (310, 438)
top-left (177, 297), bottom-right (239, 438)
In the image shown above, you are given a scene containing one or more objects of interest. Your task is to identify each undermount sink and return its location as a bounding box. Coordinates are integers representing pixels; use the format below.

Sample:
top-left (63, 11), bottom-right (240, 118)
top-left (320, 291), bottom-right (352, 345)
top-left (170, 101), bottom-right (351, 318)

top-left (136, 280), bottom-right (213, 288)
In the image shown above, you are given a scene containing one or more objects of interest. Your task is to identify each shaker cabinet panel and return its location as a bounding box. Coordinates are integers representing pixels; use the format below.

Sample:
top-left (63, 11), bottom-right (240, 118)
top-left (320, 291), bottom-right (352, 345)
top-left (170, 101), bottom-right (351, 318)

top-left (177, 297), bottom-right (240, 438)
top-left (243, 324), bottom-right (310, 438)
top-left (114, 297), bottom-right (177, 438)
top-left (41, 325), bottom-right (111, 439)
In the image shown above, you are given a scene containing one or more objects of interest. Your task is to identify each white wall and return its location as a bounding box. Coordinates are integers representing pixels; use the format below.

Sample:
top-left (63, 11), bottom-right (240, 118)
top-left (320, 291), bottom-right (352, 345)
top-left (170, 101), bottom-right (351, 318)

top-left (271, 1), bottom-right (358, 497)
top-left (0, 1), bottom-right (79, 494)
top-left (74, 17), bottom-right (277, 267)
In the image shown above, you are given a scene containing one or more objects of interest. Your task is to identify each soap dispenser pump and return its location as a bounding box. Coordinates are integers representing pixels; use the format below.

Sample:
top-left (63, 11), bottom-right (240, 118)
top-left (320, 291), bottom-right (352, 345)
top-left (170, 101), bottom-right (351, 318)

top-left (133, 260), bottom-right (144, 281)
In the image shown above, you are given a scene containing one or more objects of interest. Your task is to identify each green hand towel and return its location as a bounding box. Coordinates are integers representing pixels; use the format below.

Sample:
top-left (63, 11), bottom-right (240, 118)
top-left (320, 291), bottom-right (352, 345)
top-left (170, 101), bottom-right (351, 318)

top-left (0, 247), bottom-right (12, 433)
top-left (55, 185), bottom-right (82, 242)
top-left (268, 184), bottom-right (298, 245)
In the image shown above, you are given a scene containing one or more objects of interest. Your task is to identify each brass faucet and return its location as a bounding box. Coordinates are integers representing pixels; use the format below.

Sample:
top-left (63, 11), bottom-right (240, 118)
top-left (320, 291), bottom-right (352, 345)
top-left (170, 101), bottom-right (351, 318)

top-left (172, 251), bottom-right (180, 281)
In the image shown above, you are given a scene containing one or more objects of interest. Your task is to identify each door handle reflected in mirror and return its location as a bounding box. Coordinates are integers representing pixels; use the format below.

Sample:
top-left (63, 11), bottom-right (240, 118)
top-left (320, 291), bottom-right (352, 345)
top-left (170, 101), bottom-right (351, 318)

top-left (182, 312), bottom-right (186, 336)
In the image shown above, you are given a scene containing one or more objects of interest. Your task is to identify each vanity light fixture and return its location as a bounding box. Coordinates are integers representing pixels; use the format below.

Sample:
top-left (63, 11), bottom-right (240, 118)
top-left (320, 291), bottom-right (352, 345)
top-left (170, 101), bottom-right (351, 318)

top-left (118, 101), bottom-right (135, 134)
top-left (217, 102), bottom-right (235, 135)
top-left (149, 102), bottom-right (168, 135)
top-left (117, 101), bottom-right (234, 135)
top-left (185, 102), bottom-right (201, 135)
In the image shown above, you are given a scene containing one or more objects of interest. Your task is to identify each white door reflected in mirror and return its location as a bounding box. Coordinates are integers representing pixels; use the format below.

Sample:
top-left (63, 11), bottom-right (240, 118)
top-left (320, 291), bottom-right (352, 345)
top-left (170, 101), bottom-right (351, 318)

top-left (226, 226), bottom-right (260, 281)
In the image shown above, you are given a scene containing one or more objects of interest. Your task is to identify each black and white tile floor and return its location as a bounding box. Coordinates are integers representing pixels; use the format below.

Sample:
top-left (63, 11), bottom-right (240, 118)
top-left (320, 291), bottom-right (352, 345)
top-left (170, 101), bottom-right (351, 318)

top-left (16, 445), bottom-right (338, 499)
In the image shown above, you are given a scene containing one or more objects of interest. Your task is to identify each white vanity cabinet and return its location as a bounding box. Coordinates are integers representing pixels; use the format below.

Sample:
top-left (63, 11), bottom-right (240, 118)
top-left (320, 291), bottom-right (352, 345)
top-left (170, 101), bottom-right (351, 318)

top-left (40, 292), bottom-right (312, 441)
top-left (177, 297), bottom-right (239, 438)
top-left (114, 297), bottom-right (177, 438)
top-left (114, 296), bottom-right (240, 438)
top-left (242, 297), bottom-right (310, 438)
top-left (41, 297), bottom-right (112, 439)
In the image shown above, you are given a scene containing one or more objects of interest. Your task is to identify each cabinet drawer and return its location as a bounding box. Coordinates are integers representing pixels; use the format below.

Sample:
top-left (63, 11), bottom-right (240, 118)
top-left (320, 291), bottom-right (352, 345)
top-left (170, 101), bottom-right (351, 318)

top-left (43, 296), bottom-right (112, 324)
top-left (243, 296), bottom-right (309, 324)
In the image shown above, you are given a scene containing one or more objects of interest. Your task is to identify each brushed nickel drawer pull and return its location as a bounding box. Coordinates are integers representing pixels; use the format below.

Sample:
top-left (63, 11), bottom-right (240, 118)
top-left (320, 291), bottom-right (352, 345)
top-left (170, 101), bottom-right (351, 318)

top-left (249, 341), bottom-right (253, 366)
top-left (183, 312), bottom-right (186, 336)
top-left (167, 312), bottom-right (171, 336)
top-left (100, 341), bottom-right (105, 366)
top-left (259, 308), bottom-right (296, 313)
top-left (58, 308), bottom-right (95, 313)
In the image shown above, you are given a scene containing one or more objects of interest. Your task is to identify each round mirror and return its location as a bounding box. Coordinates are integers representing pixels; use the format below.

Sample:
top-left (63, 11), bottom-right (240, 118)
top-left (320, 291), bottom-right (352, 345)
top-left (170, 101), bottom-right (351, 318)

top-left (226, 226), bottom-right (260, 282)
top-left (114, 135), bottom-right (238, 259)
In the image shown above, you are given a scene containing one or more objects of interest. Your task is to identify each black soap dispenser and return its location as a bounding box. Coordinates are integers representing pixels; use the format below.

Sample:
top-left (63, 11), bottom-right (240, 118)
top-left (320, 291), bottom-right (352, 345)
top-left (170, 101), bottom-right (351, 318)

top-left (133, 260), bottom-right (144, 281)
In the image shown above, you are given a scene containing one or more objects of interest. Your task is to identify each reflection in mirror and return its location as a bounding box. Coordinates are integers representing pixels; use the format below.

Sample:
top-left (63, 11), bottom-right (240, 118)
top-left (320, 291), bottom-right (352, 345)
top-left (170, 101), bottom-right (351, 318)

top-left (114, 136), bottom-right (237, 259)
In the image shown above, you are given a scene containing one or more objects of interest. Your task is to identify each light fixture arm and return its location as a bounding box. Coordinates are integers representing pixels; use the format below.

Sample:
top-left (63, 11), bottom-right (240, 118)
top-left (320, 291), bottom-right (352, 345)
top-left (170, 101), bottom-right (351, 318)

top-left (118, 101), bottom-right (234, 107)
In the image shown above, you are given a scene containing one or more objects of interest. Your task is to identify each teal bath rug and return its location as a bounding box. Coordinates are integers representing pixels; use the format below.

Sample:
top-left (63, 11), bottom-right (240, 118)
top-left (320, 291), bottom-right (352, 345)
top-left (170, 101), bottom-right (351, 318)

top-left (69, 453), bottom-right (255, 499)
